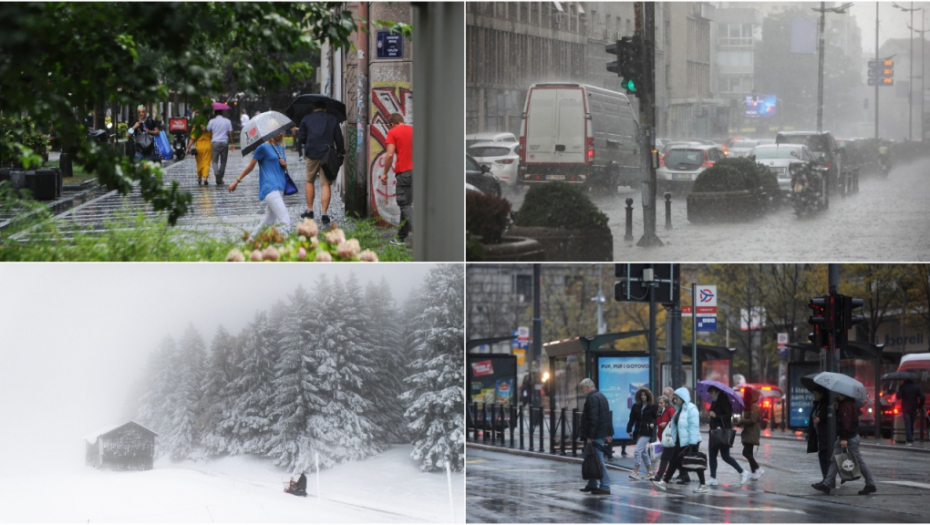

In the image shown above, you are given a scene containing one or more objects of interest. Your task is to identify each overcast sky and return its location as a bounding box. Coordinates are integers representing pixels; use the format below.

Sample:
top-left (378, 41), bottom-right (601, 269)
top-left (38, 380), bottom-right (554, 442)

top-left (0, 263), bottom-right (441, 474)
top-left (829, 1), bottom-right (930, 54)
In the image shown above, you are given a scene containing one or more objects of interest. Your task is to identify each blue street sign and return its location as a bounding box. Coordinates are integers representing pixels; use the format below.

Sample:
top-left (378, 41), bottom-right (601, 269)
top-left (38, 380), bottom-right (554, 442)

top-left (696, 316), bottom-right (717, 332)
top-left (376, 30), bottom-right (404, 59)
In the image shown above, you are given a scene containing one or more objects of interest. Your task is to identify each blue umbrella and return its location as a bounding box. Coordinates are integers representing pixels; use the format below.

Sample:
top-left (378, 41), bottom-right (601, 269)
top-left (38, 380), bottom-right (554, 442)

top-left (696, 380), bottom-right (745, 411)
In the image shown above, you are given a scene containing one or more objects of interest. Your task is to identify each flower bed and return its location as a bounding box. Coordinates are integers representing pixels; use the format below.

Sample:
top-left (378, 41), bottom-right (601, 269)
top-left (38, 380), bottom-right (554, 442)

top-left (226, 219), bottom-right (379, 262)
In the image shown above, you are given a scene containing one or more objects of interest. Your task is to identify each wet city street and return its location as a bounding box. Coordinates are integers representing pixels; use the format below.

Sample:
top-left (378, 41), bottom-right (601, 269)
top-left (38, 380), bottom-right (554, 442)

top-left (502, 160), bottom-right (930, 261)
top-left (37, 148), bottom-right (346, 239)
top-left (466, 431), bottom-right (930, 523)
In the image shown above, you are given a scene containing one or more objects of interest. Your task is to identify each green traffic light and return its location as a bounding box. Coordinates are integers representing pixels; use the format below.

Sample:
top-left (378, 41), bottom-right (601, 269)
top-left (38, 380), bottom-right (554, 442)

top-left (623, 78), bottom-right (637, 93)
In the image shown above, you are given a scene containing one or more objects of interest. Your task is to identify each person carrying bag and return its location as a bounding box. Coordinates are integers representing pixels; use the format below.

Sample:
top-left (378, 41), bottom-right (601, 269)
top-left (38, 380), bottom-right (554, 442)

top-left (707, 386), bottom-right (749, 486)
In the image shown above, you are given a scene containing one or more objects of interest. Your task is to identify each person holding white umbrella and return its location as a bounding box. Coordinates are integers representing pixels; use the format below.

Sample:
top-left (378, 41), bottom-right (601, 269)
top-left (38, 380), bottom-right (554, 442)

top-left (230, 111), bottom-right (298, 238)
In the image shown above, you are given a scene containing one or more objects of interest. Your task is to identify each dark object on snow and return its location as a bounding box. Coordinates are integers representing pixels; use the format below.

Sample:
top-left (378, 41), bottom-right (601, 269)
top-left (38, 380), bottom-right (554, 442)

top-left (285, 473), bottom-right (308, 497)
top-left (84, 421), bottom-right (158, 471)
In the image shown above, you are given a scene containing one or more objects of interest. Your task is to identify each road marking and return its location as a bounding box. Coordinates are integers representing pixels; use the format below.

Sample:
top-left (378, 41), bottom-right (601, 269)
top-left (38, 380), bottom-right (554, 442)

top-left (881, 480), bottom-right (930, 490)
top-left (466, 459), bottom-right (488, 464)
top-left (499, 469), bottom-right (558, 473)
top-left (689, 502), bottom-right (807, 514)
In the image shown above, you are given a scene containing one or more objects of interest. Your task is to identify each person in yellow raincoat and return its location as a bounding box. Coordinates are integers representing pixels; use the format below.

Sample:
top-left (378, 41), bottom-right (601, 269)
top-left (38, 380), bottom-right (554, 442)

top-left (185, 111), bottom-right (213, 185)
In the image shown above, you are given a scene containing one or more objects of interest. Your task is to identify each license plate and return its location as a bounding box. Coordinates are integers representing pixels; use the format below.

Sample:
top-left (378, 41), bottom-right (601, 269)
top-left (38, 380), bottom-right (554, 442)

top-left (672, 173), bottom-right (692, 181)
top-left (547, 175), bottom-right (565, 181)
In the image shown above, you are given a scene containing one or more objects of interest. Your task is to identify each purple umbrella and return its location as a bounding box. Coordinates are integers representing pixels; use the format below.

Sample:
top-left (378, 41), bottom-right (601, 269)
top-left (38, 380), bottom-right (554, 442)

top-left (212, 102), bottom-right (231, 110)
top-left (696, 380), bottom-right (745, 411)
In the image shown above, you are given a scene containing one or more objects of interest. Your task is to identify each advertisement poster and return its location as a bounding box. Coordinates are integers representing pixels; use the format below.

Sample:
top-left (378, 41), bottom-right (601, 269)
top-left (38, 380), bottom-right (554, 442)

top-left (745, 94), bottom-right (777, 117)
top-left (596, 355), bottom-right (650, 441)
top-left (787, 361), bottom-right (821, 430)
top-left (702, 359), bottom-right (731, 385)
top-left (660, 362), bottom-right (693, 391)
top-left (468, 355), bottom-right (517, 406)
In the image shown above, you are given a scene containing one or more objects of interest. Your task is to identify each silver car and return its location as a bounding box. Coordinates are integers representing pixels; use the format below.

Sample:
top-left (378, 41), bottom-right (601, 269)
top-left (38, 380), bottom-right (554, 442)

top-left (656, 145), bottom-right (726, 195)
top-left (728, 139), bottom-right (760, 158)
top-left (468, 141), bottom-right (520, 187)
top-left (750, 143), bottom-right (817, 196)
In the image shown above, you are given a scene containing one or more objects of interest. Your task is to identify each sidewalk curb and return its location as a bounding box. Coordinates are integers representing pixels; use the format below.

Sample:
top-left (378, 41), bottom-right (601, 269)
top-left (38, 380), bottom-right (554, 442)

top-left (467, 443), bottom-right (632, 472)
top-left (752, 431), bottom-right (930, 454)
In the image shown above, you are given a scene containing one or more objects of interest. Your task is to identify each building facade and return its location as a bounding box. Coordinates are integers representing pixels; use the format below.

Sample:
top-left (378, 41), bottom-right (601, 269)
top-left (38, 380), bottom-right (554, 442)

top-left (466, 2), bottom-right (636, 135)
top-left (85, 422), bottom-right (157, 471)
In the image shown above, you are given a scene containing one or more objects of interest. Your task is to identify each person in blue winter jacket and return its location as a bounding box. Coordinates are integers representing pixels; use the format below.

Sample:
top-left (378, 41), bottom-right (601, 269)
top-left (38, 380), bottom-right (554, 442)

top-left (652, 386), bottom-right (708, 493)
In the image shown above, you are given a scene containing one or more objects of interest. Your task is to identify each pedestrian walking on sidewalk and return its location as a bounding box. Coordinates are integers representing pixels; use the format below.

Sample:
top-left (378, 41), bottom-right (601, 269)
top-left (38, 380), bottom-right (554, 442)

top-left (651, 395), bottom-right (676, 482)
top-left (898, 378), bottom-right (925, 446)
top-left (738, 386), bottom-right (764, 480)
top-left (707, 385), bottom-right (749, 486)
top-left (811, 392), bottom-right (877, 495)
top-left (628, 387), bottom-right (657, 480)
top-left (578, 378), bottom-right (613, 496)
top-left (207, 110), bottom-right (234, 185)
top-left (128, 104), bottom-right (161, 162)
top-left (228, 131), bottom-right (291, 238)
top-left (379, 113), bottom-right (413, 245)
top-left (807, 387), bottom-right (831, 477)
top-left (186, 111), bottom-right (213, 186)
top-left (652, 387), bottom-right (708, 493)
top-left (298, 101), bottom-right (344, 226)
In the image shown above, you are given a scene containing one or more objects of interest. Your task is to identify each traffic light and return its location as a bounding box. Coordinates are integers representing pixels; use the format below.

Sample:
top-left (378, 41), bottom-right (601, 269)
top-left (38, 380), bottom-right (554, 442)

top-left (605, 36), bottom-right (647, 95)
top-left (867, 58), bottom-right (894, 86)
top-left (836, 295), bottom-right (865, 332)
top-left (808, 294), bottom-right (831, 332)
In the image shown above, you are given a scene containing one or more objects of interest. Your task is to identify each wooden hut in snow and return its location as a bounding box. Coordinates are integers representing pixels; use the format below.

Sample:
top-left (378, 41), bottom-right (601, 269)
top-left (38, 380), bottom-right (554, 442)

top-left (85, 421), bottom-right (157, 471)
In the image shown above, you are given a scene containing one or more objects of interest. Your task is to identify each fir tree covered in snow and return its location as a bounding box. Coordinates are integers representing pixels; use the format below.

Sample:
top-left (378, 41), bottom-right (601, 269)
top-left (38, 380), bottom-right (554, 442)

top-left (400, 265), bottom-right (465, 472)
top-left (132, 268), bottom-right (463, 473)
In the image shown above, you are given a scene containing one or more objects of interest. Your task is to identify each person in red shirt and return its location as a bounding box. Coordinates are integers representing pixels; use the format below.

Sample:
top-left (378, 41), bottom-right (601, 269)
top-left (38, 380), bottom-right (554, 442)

top-left (380, 113), bottom-right (413, 245)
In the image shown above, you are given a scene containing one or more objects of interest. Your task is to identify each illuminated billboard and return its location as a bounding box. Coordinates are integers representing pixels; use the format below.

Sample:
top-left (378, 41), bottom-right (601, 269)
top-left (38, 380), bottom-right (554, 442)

top-left (596, 355), bottom-right (651, 441)
top-left (745, 94), bottom-right (777, 117)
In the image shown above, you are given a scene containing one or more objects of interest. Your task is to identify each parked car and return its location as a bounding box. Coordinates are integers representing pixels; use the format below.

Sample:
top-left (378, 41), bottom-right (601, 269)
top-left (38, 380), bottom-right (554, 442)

top-left (468, 141), bottom-right (520, 187)
top-left (750, 143), bottom-right (817, 197)
top-left (518, 82), bottom-right (642, 191)
top-left (656, 144), bottom-right (725, 195)
top-left (660, 141), bottom-right (702, 158)
top-left (741, 384), bottom-right (785, 430)
top-left (776, 131), bottom-right (845, 200)
top-left (466, 153), bottom-right (501, 196)
top-left (728, 139), bottom-right (759, 158)
top-left (466, 131), bottom-right (517, 150)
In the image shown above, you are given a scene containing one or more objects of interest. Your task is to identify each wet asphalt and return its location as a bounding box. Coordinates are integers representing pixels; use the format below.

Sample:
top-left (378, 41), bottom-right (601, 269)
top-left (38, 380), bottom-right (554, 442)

top-left (502, 159), bottom-right (930, 261)
top-left (466, 429), bottom-right (930, 523)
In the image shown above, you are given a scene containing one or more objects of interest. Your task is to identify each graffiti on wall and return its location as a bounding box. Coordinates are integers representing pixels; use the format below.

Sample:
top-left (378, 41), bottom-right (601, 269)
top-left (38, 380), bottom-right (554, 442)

top-left (369, 83), bottom-right (412, 225)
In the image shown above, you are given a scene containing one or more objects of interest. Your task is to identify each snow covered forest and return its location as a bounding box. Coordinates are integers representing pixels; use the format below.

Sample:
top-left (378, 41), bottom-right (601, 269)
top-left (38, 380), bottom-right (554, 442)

top-left (131, 265), bottom-right (464, 474)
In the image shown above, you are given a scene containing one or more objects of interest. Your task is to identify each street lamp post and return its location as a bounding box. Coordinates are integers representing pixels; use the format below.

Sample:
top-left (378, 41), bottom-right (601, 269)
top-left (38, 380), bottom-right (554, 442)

top-left (895, 2), bottom-right (922, 141)
top-left (908, 12), bottom-right (929, 141)
top-left (812, 3), bottom-right (853, 133)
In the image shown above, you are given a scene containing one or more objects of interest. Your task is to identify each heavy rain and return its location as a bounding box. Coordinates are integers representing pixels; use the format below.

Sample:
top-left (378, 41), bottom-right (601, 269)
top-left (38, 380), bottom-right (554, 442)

top-left (466, 2), bottom-right (930, 261)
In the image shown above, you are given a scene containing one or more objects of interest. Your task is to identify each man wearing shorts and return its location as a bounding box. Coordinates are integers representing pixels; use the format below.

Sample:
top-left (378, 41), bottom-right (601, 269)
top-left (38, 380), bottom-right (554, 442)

top-left (298, 101), bottom-right (344, 226)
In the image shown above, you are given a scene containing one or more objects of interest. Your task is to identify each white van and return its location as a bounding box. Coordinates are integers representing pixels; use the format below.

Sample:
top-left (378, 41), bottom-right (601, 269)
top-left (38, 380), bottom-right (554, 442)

top-left (518, 83), bottom-right (642, 191)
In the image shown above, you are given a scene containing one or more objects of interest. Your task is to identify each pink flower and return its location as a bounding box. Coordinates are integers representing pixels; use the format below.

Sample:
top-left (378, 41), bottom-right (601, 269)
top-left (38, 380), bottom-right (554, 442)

top-left (262, 246), bottom-right (281, 261)
top-left (226, 249), bottom-right (246, 262)
top-left (297, 218), bottom-right (319, 238)
top-left (359, 249), bottom-right (379, 262)
top-left (298, 247), bottom-right (307, 260)
top-left (250, 249), bottom-right (263, 262)
top-left (336, 239), bottom-right (361, 258)
top-left (316, 251), bottom-right (333, 262)
top-left (325, 228), bottom-right (346, 245)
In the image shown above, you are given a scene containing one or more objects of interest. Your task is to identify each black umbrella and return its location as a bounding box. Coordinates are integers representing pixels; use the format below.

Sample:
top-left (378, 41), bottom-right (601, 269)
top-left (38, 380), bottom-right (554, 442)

top-left (881, 371), bottom-right (919, 382)
top-left (284, 94), bottom-right (347, 124)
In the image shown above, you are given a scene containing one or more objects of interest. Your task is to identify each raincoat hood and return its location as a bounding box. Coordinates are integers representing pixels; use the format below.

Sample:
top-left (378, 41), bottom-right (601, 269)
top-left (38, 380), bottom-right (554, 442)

top-left (674, 387), bottom-right (692, 406)
top-left (744, 386), bottom-right (761, 406)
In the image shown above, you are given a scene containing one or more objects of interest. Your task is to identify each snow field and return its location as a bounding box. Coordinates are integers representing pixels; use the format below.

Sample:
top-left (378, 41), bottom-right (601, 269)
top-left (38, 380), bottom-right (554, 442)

top-left (0, 446), bottom-right (464, 523)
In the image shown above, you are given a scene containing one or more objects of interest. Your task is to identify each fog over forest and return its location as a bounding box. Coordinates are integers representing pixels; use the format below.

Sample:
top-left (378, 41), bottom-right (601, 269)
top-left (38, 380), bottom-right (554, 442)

top-left (0, 264), bottom-right (436, 475)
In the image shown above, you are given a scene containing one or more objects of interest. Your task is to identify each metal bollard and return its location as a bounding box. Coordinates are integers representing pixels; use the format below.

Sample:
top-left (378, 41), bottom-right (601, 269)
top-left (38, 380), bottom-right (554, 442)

top-left (519, 405), bottom-right (525, 450)
top-left (539, 408), bottom-right (545, 450)
top-left (624, 198), bottom-right (634, 241)
top-left (560, 408), bottom-right (567, 456)
top-left (550, 406), bottom-right (556, 454)
top-left (664, 192), bottom-right (673, 230)
top-left (572, 409), bottom-right (579, 457)
top-left (490, 403), bottom-right (497, 445)
top-left (472, 402), bottom-right (478, 441)
top-left (528, 408), bottom-right (535, 452)
top-left (481, 403), bottom-right (487, 443)
top-left (510, 405), bottom-right (516, 448)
